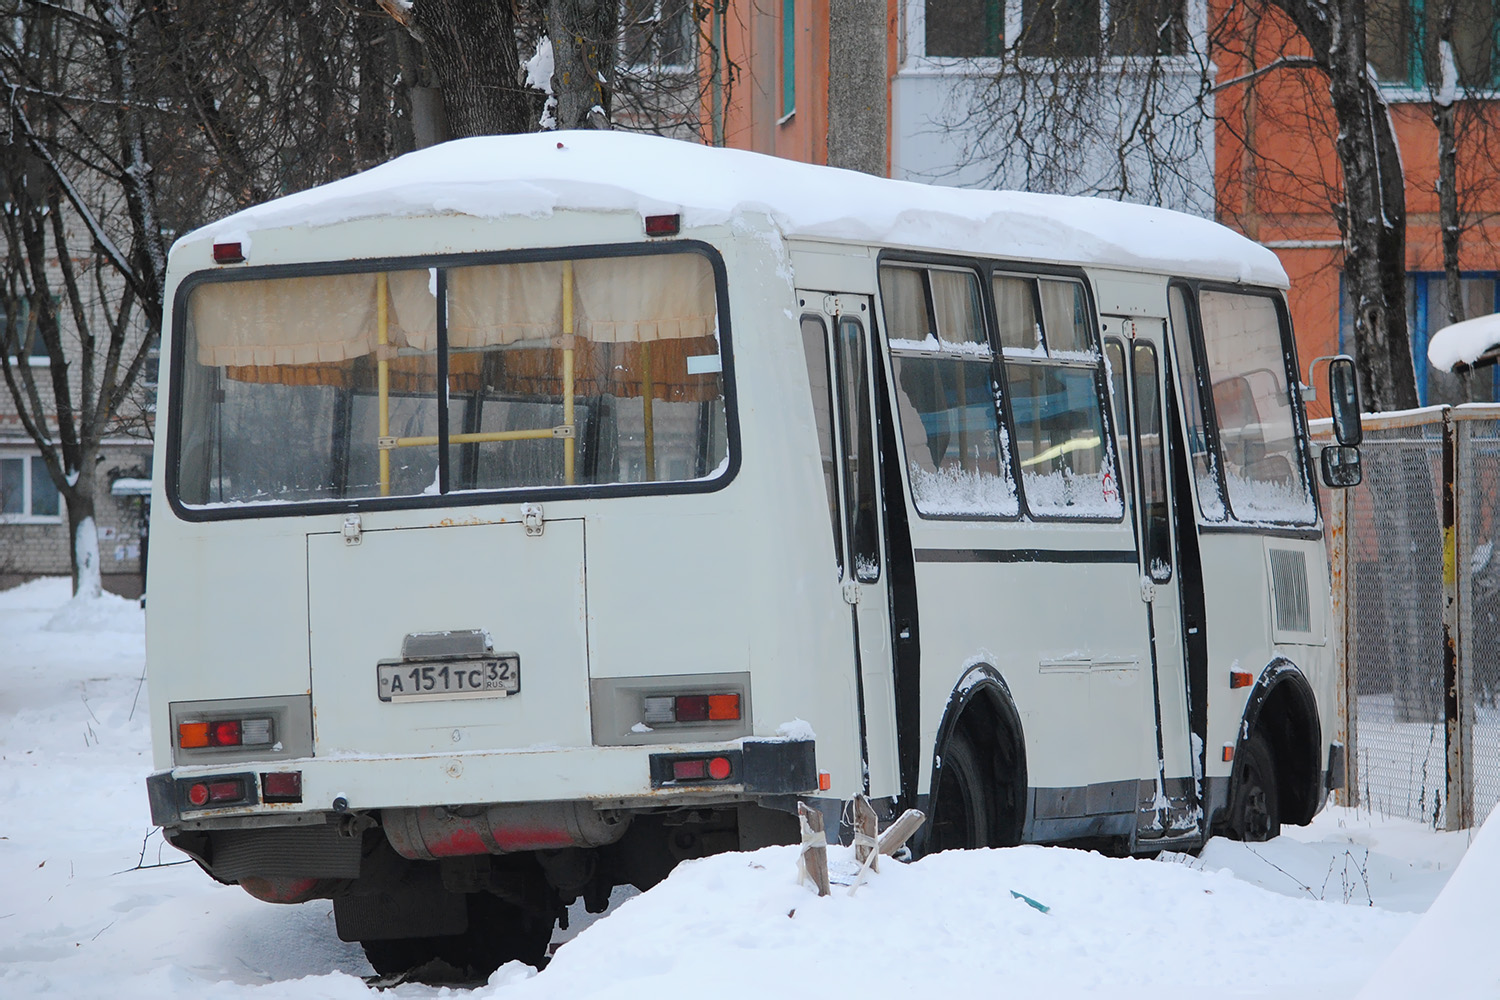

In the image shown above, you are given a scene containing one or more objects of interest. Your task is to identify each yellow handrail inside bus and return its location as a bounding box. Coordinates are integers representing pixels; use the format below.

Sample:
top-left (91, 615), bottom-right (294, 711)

top-left (562, 260), bottom-right (576, 485)
top-left (377, 272), bottom-right (391, 497)
top-left (374, 262), bottom-right (581, 489)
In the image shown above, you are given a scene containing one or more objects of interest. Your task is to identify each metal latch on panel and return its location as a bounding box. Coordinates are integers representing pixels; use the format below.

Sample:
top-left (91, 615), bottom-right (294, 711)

top-left (1139, 576), bottom-right (1155, 603)
top-left (822, 294), bottom-right (841, 317)
top-left (342, 514), bottom-right (362, 546)
top-left (843, 582), bottom-right (861, 606)
top-left (522, 503), bottom-right (545, 537)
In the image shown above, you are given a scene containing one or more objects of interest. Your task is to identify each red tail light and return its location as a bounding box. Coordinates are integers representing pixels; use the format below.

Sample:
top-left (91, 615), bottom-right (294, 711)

top-left (210, 720), bottom-right (242, 747)
top-left (212, 241), bottom-right (245, 264)
top-left (261, 771), bottom-right (302, 803)
top-left (673, 759), bottom-right (708, 780)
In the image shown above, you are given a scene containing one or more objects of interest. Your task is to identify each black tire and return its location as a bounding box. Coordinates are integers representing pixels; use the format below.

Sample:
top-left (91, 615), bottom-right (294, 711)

top-left (929, 730), bottom-right (990, 852)
top-left (361, 892), bottom-right (555, 980)
top-left (1227, 732), bottom-right (1281, 842)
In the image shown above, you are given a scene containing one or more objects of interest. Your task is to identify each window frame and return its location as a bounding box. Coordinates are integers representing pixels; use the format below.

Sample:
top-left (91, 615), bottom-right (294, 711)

top-left (879, 258), bottom-right (1023, 522)
top-left (619, 0), bottom-right (697, 75)
top-left (994, 267), bottom-right (1125, 522)
top-left (0, 452), bottom-right (63, 523)
top-left (909, 0), bottom-right (1197, 65)
top-left (875, 250), bottom-right (1124, 525)
top-left (1367, 0), bottom-right (1500, 98)
top-left (165, 240), bottom-right (740, 523)
top-left (1168, 278), bottom-right (1320, 530)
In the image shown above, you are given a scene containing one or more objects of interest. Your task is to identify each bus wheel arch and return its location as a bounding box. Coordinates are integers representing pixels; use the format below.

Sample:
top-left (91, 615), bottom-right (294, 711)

top-left (1230, 659), bottom-right (1323, 833)
top-left (926, 665), bottom-right (1027, 852)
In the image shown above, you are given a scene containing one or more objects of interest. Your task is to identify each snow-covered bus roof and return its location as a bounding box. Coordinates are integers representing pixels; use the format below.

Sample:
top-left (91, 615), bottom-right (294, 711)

top-left (182, 131), bottom-right (1287, 288)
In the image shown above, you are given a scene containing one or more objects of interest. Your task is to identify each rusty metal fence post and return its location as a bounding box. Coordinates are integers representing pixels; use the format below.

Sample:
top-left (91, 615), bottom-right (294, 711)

top-left (1316, 405), bottom-right (1500, 828)
top-left (1441, 409), bottom-right (1472, 829)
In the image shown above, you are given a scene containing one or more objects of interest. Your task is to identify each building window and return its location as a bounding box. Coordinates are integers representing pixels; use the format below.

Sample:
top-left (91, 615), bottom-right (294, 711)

top-left (621, 0), bottom-right (694, 70)
top-left (780, 0), bottom-right (796, 120)
top-left (1369, 0), bottom-right (1499, 89)
top-left (0, 454), bottom-right (62, 521)
top-left (2, 298), bottom-right (53, 364)
top-left (1019, 0), bottom-right (1102, 57)
top-left (1340, 272), bottom-right (1500, 406)
top-left (926, 0), bottom-right (1005, 57)
top-left (923, 0), bottom-right (1188, 60)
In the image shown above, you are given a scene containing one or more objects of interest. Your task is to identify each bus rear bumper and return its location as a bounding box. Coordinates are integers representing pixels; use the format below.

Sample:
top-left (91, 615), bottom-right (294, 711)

top-left (146, 737), bottom-right (817, 832)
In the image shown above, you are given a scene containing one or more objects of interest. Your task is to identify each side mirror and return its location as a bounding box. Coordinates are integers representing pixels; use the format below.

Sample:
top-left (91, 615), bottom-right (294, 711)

top-left (1321, 444), bottom-right (1362, 488)
top-left (1328, 355), bottom-right (1363, 446)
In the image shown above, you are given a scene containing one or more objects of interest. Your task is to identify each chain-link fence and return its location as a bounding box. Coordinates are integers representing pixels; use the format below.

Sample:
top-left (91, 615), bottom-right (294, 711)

top-left (1317, 404), bottom-right (1500, 829)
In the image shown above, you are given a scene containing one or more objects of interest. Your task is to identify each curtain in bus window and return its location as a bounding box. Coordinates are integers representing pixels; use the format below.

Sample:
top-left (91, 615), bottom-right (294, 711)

top-left (879, 266), bottom-right (933, 347)
top-left (176, 253), bottom-right (729, 507)
top-left (994, 275), bottom-right (1040, 352)
top-left (189, 269), bottom-right (436, 366)
top-left (1168, 284), bottom-right (1225, 520)
top-left (1196, 290), bottom-right (1314, 524)
top-left (929, 270), bottom-right (988, 348)
top-left (1037, 279), bottom-right (1091, 354)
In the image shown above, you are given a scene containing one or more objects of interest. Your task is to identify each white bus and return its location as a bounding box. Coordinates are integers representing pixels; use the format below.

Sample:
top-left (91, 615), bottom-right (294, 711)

top-left (144, 131), bottom-right (1362, 976)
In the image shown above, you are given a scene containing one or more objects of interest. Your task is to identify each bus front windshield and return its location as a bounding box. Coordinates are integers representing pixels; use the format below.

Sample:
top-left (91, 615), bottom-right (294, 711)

top-left (173, 250), bottom-right (729, 509)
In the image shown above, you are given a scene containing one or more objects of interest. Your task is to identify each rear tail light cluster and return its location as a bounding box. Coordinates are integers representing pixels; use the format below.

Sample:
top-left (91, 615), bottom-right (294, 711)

top-left (178, 717), bottom-right (274, 750)
top-left (179, 770), bottom-right (302, 811)
top-left (643, 693), bottom-right (741, 726)
top-left (651, 751), bottom-right (740, 787)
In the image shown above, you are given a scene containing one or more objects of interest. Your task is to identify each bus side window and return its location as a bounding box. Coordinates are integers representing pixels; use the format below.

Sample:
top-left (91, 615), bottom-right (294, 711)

top-left (879, 264), bottom-right (1018, 519)
top-left (1133, 342), bottom-right (1173, 582)
top-left (998, 275), bottom-right (1120, 519)
top-left (1168, 284), bottom-right (1224, 520)
top-left (838, 315), bottom-right (881, 583)
top-left (800, 315), bottom-right (844, 578)
top-left (1104, 337), bottom-right (1133, 518)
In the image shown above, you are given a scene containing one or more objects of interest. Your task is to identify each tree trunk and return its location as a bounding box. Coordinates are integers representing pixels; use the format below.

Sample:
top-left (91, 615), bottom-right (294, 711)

top-left (411, 0), bottom-right (534, 137)
top-left (1271, 0), bottom-right (1419, 411)
top-left (1429, 4), bottom-right (1468, 399)
top-left (64, 461), bottom-right (102, 600)
top-left (545, 0), bottom-right (617, 129)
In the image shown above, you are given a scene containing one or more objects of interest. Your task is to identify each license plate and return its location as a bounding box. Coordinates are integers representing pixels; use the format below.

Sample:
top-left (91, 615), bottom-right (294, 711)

top-left (377, 656), bottom-right (520, 702)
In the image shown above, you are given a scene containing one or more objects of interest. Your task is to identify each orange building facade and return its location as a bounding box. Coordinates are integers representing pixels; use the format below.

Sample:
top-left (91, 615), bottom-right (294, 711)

top-left (709, 1), bottom-right (1500, 409)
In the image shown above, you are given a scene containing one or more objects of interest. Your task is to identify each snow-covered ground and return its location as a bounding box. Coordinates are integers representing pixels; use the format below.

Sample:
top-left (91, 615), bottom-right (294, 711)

top-left (0, 577), bottom-right (1491, 998)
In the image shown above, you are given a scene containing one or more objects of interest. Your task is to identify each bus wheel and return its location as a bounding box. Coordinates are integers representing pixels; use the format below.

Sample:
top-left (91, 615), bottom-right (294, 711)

top-left (360, 892), bottom-right (554, 980)
top-left (930, 730), bottom-right (990, 851)
top-left (1227, 732), bottom-right (1281, 842)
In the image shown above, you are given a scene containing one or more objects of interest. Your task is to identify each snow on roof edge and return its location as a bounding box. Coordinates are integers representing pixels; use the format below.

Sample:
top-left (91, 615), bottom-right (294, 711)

top-left (178, 131), bottom-right (1288, 288)
top-left (1428, 312), bottom-right (1500, 372)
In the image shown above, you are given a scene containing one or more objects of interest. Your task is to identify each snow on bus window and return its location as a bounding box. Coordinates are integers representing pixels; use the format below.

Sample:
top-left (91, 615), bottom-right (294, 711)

top-left (880, 264), bottom-right (1019, 518)
top-left (1197, 290), bottom-right (1314, 524)
top-left (175, 251), bottom-right (728, 507)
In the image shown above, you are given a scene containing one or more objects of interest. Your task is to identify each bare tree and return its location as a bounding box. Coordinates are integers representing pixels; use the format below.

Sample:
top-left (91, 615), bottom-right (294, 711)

top-left (941, 0), bottom-right (1431, 409)
top-left (0, 0), bottom-right (411, 596)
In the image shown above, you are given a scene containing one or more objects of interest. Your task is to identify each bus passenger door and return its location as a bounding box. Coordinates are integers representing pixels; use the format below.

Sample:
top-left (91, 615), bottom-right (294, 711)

top-left (1105, 318), bottom-right (1199, 840)
top-left (797, 291), bottom-right (901, 800)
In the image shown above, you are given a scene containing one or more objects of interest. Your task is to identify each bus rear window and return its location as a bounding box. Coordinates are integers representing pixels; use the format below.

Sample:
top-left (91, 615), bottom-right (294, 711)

top-left (174, 250), bottom-right (729, 508)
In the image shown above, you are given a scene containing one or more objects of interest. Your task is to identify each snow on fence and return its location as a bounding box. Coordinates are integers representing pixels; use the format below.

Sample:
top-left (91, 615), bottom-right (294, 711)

top-left (1315, 404), bottom-right (1500, 829)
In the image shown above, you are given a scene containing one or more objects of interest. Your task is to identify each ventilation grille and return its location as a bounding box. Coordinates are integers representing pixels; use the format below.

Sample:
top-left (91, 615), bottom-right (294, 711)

top-left (1269, 548), bottom-right (1311, 633)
